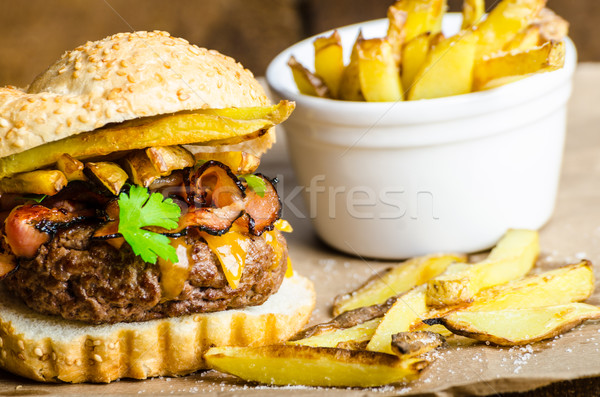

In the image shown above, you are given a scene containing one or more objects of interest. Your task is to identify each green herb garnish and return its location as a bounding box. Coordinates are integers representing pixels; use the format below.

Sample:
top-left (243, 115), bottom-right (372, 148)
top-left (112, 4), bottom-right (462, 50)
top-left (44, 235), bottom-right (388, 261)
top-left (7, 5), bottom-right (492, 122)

top-left (241, 174), bottom-right (267, 197)
top-left (117, 185), bottom-right (181, 264)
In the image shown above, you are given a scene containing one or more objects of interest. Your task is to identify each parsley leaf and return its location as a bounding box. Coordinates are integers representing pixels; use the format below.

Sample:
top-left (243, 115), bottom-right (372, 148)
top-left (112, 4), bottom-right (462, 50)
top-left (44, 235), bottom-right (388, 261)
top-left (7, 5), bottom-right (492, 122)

top-left (118, 185), bottom-right (181, 264)
top-left (17, 194), bottom-right (47, 203)
top-left (241, 174), bottom-right (267, 197)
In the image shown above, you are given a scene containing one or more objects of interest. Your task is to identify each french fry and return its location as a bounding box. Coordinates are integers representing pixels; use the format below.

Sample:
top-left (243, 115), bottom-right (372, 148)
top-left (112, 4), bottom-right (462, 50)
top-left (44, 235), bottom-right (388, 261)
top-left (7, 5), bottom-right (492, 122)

top-left (0, 170), bottom-right (67, 196)
top-left (387, 5), bottom-right (408, 65)
top-left (426, 229), bottom-right (539, 308)
top-left (533, 8), bottom-right (569, 42)
top-left (461, 0), bottom-right (485, 29)
top-left (400, 32), bottom-right (432, 92)
top-left (474, 41), bottom-right (565, 90)
top-left (503, 25), bottom-right (542, 52)
top-left (145, 145), bottom-right (195, 175)
top-left (333, 253), bottom-right (466, 316)
top-left (474, 0), bottom-right (547, 60)
top-left (391, 0), bottom-right (446, 42)
top-left (358, 38), bottom-right (403, 102)
top-left (391, 331), bottom-right (446, 357)
top-left (204, 345), bottom-right (428, 387)
top-left (190, 150), bottom-right (260, 174)
top-left (295, 298), bottom-right (395, 341)
top-left (468, 261), bottom-right (594, 312)
top-left (287, 56), bottom-right (330, 98)
top-left (122, 150), bottom-right (161, 187)
top-left (366, 285), bottom-right (429, 354)
top-left (289, 318), bottom-right (382, 348)
top-left (426, 303), bottom-right (600, 346)
top-left (314, 30), bottom-right (345, 97)
top-left (408, 29), bottom-right (478, 100)
top-left (338, 31), bottom-right (365, 101)
top-left (55, 153), bottom-right (86, 182)
top-left (84, 162), bottom-right (128, 195)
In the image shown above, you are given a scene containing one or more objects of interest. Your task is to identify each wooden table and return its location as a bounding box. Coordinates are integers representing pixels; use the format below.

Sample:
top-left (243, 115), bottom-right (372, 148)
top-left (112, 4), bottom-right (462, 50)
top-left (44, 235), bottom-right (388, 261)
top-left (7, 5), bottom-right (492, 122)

top-left (1, 64), bottom-right (600, 396)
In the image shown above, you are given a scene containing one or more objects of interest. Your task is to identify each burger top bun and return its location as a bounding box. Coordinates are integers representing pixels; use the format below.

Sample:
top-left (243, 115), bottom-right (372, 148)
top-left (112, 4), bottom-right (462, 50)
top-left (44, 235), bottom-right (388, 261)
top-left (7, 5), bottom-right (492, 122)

top-left (0, 31), bottom-right (271, 158)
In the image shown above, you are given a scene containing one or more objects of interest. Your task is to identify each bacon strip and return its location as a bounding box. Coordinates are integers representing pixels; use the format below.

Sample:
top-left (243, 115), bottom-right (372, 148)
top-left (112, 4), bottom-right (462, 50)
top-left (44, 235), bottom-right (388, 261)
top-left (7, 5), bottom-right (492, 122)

top-left (4, 204), bottom-right (93, 258)
top-left (242, 174), bottom-right (281, 236)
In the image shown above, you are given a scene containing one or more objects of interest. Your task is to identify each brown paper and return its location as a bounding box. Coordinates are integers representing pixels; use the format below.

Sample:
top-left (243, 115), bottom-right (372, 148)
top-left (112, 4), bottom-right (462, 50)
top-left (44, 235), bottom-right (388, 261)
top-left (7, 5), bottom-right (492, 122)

top-left (1, 65), bottom-right (599, 395)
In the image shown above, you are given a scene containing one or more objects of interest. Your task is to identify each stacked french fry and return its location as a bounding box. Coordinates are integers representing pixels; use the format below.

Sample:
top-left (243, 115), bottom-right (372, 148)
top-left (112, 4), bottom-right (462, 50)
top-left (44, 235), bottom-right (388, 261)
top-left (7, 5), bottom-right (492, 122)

top-left (288, 0), bottom-right (569, 101)
top-left (204, 229), bottom-right (600, 387)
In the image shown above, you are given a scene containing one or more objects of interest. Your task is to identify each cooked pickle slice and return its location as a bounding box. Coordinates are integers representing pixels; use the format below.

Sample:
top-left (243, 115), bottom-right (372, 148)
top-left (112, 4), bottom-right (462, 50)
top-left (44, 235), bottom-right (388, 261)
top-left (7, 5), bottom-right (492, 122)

top-left (122, 151), bottom-right (162, 188)
top-left (192, 151), bottom-right (260, 174)
top-left (84, 162), bottom-right (129, 195)
top-left (0, 170), bottom-right (67, 196)
top-left (146, 146), bottom-right (195, 175)
top-left (0, 101), bottom-right (295, 179)
top-left (55, 153), bottom-right (87, 182)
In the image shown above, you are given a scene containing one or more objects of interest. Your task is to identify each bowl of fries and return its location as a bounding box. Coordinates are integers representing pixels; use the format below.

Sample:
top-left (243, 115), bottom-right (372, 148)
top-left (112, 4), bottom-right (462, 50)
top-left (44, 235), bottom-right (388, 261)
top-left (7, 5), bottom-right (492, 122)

top-left (266, 2), bottom-right (576, 259)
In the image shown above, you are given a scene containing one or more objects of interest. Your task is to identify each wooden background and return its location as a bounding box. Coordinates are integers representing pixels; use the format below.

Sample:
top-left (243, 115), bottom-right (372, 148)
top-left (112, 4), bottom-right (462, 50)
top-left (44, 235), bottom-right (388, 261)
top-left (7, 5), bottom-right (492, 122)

top-left (0, 0), bottom-right (595, 88)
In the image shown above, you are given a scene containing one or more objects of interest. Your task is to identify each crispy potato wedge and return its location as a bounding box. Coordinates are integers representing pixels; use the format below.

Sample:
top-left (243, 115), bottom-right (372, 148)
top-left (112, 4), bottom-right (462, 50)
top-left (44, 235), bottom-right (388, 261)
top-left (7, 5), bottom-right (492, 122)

top-left (474, 0), bottom-right (546, 60)
top-left (288, 56), bottom-right (330, 98)
top-left (314, 30), bottom-right (345, 97)
top-left (468, 260), bottom-right (594, 312)
top-left (367, 285), bottom-right (429, 354)
top-left (289, 318), bottom-right (382, 348)
top-left (426, 303), bottom-right (600, 346)
top-left (204, 345), bottom-right (428, 387)
top-left (426, 229), bottom-right (539, 308)
top-left (408, 29), bottom-right (478, 100)
top-left (145, 145), bottom-right (195, 175)
top-left (55, 153), bottom-right (86, 182)
top-left (461, 0), bottom-right (485, 29)
top-left (333, 253), bottom-right (466, 316)
top-left (358, 38), bottom-right (403, 102)
top-left (0, 101), bottom-right (295, 179)
top-left (339, 31), bottom-right (365, 101)
top-left (391, 0), bottom-right (445, 42)
top-left (401, 32), bottom-right (432, 92)
top-left (0, 170), bottom-right (67, 196)
top-left (121, 150), bottom-right (161, 187)
top-left (474, 41), bottom-right (565, 90)
top-left (191, 151), bottom-right (260, 174)
top-left (391, 331), bottom-right (446, 357)
top-left (503, 25), bottom-right (542, 52)
top-left (295, 298), bottom-right (396, 341)
top-left (387, 5), bottom-right (408, 65)
top-left (84, 162), bottom-right (128, 195)
top-left (534, 8), bottom-right (569, 42)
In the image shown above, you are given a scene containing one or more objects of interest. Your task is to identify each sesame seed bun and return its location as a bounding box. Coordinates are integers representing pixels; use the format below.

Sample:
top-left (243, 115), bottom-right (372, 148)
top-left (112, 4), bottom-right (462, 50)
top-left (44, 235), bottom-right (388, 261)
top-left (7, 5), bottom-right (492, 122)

top-left (0, 31), bottom-right (274, 158)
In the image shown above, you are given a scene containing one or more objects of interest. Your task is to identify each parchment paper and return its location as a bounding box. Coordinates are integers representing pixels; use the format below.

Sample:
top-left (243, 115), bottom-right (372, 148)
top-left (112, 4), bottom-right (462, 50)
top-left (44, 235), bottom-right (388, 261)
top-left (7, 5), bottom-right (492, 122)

top-left (1, 64), bottom-right (600, 396)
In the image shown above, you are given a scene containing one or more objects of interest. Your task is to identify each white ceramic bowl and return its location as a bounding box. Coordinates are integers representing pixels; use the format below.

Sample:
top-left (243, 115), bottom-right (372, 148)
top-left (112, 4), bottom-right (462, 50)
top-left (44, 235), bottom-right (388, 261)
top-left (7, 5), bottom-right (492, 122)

top-left (266, 14), bottom-right (577, 259)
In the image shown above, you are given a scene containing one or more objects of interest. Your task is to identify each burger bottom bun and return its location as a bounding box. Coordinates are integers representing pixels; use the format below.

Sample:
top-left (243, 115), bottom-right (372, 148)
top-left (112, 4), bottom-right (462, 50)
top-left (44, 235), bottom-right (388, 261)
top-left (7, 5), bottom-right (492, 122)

top-left (0, 273), bottom-right (315, 383)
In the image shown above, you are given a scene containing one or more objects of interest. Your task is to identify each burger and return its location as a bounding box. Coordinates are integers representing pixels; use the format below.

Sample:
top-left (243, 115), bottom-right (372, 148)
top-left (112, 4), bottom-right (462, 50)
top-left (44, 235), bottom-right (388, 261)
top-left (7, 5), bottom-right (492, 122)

top-left (0, 31), bottom-right (315, 383)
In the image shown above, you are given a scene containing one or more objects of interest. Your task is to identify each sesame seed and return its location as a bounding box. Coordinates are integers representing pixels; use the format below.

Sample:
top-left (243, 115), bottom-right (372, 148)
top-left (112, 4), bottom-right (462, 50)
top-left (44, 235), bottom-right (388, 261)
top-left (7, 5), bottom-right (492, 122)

top-left (51, 352), bottom-right (57, 360)
top-left (77, 115), bottom-right (90, 123)
top-left (112, 43), bottom-right (120, 50)
top-left (0, 119), bottom-right (9, 128)
top-left (75, 358), bottom-right (82, 366)
top-left (66, 97), bottom-right (78, 105)
top-left (14, 120), bottom-right (24, 129)
top-left (73, 71), bottom-right (79, 78)
top-left (127, 75), bottom-right (136, 83)
top-left (164, 62), bottom-right (171, 69)
top-left (17, 353), bottom-right (25, 360)
top-left (116, 107), bottom-right (127, 113)
top-left (120, 60), bottom-right (128, 68)
top-left (19, 104), bottom-right (29, 112)
top-left (94, 354), bottom-right (103, 363)
top-left (26, 97), bottom-right (35, 103)
top-left (13, 138), bottom-right (24, 148)
top-left (108, 342), bottom-right (115, 349)
top-left (53, 108), bottom-right (63, 115)
top-left (58, 67), bottom-right (68, 75)
top-left (67, 118), bottom-right (73, 127)
top-left (117, 70), bottom-right (126, 76)
top-left (74, 62), bottom-right (82, 70)
top-left (35, 117), bottom-right (45, 124)
top-left (34, 347), bottom-right (43, 357)
top-left (93, 340), bottom-right (101, 346)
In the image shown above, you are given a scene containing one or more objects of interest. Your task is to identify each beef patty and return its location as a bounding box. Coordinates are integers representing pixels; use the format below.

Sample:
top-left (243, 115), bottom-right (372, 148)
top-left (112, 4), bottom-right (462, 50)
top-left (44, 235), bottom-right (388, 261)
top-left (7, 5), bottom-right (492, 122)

top-left (4, 222), bottom-right (287, 324)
